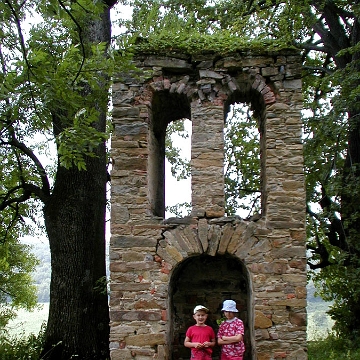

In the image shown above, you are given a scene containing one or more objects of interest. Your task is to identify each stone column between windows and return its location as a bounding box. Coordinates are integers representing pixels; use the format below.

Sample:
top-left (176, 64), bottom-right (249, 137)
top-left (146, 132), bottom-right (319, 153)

top-left (191, 101), bottom-right (225, 218)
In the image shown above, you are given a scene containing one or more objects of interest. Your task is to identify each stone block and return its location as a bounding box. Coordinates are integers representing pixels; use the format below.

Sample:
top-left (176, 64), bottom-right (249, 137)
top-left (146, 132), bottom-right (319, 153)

top-left (126, 333), bottom-right (166, 346)
top-left (110, 349), bottom-right (136, 360)
top-left (144, 56), bottom-right (192, 70)
top-left (255, 310), bottom-right (273, 329)
top-left (111, 236), bottom-right (157, 248)
top-left (261, 66), bottom-right (279, 77)
top-left (110, 310), bottom-right (161, 322)
top-left (112, 106), bottom-right (140, 118)
top-left (217, 223), bottom-right (235, 254)
top-left (197, 218), bottom-right (208, 252)
top-left (114, 123), bottom-right (148, 136)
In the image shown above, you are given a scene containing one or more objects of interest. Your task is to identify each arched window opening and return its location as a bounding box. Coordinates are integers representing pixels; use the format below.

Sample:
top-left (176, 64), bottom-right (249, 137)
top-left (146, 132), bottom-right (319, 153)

top-left (165, 118), bottom-right (192, 218)
top-left (224, 103), bottom-right (261, 218)
top-left (149, 91), bottom-right (190, 218)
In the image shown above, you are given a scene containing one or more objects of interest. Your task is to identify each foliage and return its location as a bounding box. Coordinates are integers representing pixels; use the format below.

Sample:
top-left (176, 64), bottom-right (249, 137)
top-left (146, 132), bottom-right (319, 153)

top-left (0, 323), bottom-right (45, 360)
top-left (165, 202), bottom-right (191, 217)
top-left (1, 0), bottom-right (120, 357)
top-left (0, 196), bottom-right (39, 328)
top-left (224, 104), bottom-right (261, 217)
top-left (0, 234), bottom-right (39, 329)
top-left (165, 119), bottom-right (191, 181)
top-left (308, 333), bottom-right (360, 360)
top-left (299, 1), bottom-right (360, 336)
top-left (23, 240), bottom-right (51, 303)
top-left (0, 0), bottom-right (110, 325)
top-left (119, 0), bottom-right (297, 55)
top-left (311, 263), bottom-right (360, 338)
top-left (164, 119), bottom-right (191, 217)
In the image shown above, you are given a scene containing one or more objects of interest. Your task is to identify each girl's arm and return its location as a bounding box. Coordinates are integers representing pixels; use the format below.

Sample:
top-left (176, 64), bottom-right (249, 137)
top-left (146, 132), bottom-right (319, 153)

top-left (218, 333), bottom-right (243, 344)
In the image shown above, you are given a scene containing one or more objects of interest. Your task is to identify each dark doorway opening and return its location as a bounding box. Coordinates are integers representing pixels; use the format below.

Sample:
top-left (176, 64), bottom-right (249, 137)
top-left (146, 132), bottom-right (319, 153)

top-left (169, 254), bottom-right (252, 360)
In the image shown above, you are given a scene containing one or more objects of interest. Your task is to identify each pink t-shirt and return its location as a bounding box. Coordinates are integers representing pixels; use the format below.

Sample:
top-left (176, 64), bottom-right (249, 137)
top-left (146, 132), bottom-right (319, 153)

top-left (186, 324), bottom-right (215, 359)
top-left (217, 318), bottom-right (245, 358)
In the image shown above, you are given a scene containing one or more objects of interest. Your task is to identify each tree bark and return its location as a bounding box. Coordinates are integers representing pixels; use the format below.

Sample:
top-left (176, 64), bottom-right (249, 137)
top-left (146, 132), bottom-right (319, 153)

top-left (40, 3), bottom-right (113, 359)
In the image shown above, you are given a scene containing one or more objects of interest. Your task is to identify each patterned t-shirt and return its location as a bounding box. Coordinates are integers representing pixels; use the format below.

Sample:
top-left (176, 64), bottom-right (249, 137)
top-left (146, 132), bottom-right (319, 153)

top-left (217, 318), bottom-right (245, 357)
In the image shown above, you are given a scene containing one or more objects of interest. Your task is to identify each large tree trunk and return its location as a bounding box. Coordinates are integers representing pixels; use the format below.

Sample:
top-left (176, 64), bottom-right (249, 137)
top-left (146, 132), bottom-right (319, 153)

top-left (41, 3), bottom-right (113, 359)
top-left (42, 154), bottom-right (109, 359)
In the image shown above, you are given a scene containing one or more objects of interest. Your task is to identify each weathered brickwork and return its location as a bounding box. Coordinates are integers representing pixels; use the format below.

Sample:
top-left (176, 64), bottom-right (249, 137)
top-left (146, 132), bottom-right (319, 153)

top-left (110, 51), bottom-right (307, 360)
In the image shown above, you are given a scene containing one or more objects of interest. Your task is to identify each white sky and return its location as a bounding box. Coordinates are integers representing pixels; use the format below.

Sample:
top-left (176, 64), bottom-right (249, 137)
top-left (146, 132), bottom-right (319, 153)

top-left (165, 121), bottom-right (192, 217)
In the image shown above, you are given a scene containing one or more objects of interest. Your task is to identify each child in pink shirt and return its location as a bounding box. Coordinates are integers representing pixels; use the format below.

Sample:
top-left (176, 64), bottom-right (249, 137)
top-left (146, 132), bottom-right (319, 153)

top-left (217, 300), bottom-right (245, 360)
top-left (184, 305), bottom-right (216, 360)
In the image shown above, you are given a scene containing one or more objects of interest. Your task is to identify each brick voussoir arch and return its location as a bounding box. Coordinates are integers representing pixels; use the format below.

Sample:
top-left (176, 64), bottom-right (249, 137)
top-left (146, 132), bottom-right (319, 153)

top-left (156, 218), bottom-right (264, 266)
top-left (136, 70), bottom-right (276, 110)
top-left (224, 72), bottom-right (277, 106)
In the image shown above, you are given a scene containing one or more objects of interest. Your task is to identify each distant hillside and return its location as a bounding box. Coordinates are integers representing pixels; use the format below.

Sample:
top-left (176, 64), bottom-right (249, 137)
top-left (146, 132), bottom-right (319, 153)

top-left (26, 239), bottom-right (51, 303)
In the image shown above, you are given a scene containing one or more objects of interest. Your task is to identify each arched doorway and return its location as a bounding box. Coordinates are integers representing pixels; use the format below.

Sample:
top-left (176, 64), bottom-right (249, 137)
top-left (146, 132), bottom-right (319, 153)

top-left (169, 254), bottom-right (252, 360)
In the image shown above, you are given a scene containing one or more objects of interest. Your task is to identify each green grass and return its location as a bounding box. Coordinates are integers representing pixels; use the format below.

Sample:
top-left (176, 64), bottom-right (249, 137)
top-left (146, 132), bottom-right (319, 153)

top-left (7, 303), bottom-right (49, 337)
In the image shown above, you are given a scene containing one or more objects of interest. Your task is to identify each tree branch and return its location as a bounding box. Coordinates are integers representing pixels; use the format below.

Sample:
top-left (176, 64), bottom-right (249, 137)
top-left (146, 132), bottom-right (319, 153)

top-left (9, 137), bottom-right (51, 201)
top-left (58, 0), bottom-right (86, 86)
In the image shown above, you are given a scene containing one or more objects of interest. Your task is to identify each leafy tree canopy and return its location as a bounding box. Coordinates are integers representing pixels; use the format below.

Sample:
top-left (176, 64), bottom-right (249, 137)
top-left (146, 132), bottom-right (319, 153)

top-left (118, 0), bottom-right (301, 55)
top-left (0, 1), bottom-right (120, 347)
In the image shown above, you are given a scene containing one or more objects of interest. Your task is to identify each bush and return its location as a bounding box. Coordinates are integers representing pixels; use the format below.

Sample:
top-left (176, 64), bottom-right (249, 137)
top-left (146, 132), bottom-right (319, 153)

top-left (308, 332), bottom-right (360, 360)
top-left (0, 323), bottom-right (45, 360)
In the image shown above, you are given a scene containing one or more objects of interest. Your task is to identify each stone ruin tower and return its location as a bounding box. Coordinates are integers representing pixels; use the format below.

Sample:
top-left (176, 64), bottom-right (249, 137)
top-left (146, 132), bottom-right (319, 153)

top-left (109, 49), bottom-right (307, 360)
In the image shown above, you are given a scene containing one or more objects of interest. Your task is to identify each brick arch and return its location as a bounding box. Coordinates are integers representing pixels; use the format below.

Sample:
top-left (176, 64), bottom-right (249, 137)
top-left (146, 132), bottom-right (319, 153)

top-left (158, 219), bottom-right (260, 264)
top-left (136, 71), bottom-right (276, 109)
top-left (137, 75), bottom-right (197, 105)
top-left (220, 72), bottom-right (276, 113)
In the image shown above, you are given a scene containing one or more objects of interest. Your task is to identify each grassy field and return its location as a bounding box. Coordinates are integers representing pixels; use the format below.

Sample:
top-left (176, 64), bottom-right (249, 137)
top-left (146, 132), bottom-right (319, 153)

top-left (7, 303), bottom-right (49, 337)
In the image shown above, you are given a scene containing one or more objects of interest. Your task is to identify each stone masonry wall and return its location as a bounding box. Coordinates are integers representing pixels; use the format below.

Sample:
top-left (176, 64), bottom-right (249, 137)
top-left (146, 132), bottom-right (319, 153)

top-left (110, 50), bottom-right (307, 360)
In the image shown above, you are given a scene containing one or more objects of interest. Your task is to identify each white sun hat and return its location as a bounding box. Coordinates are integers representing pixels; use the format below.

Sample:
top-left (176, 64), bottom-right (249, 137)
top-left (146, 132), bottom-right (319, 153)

top-left (193, 305), bottom-right (209, 314)
top-left (221, 299), bottom-right (238, 312)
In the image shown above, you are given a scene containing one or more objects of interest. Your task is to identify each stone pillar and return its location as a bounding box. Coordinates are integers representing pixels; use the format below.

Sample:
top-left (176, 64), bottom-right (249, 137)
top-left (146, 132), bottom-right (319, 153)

top-left (263, 80), bottom-right (305, 229)
top-left (111, 81), bottom-right (151, 223)
top-left (191, 102), bottom-right (225, 218)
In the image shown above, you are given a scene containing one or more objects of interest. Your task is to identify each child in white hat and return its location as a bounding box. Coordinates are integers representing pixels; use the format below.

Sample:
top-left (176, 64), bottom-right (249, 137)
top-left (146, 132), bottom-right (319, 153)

top-left (217, 300), bottom-right (245, 360)
top-left (184, 305), bottom-right (216, 360)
